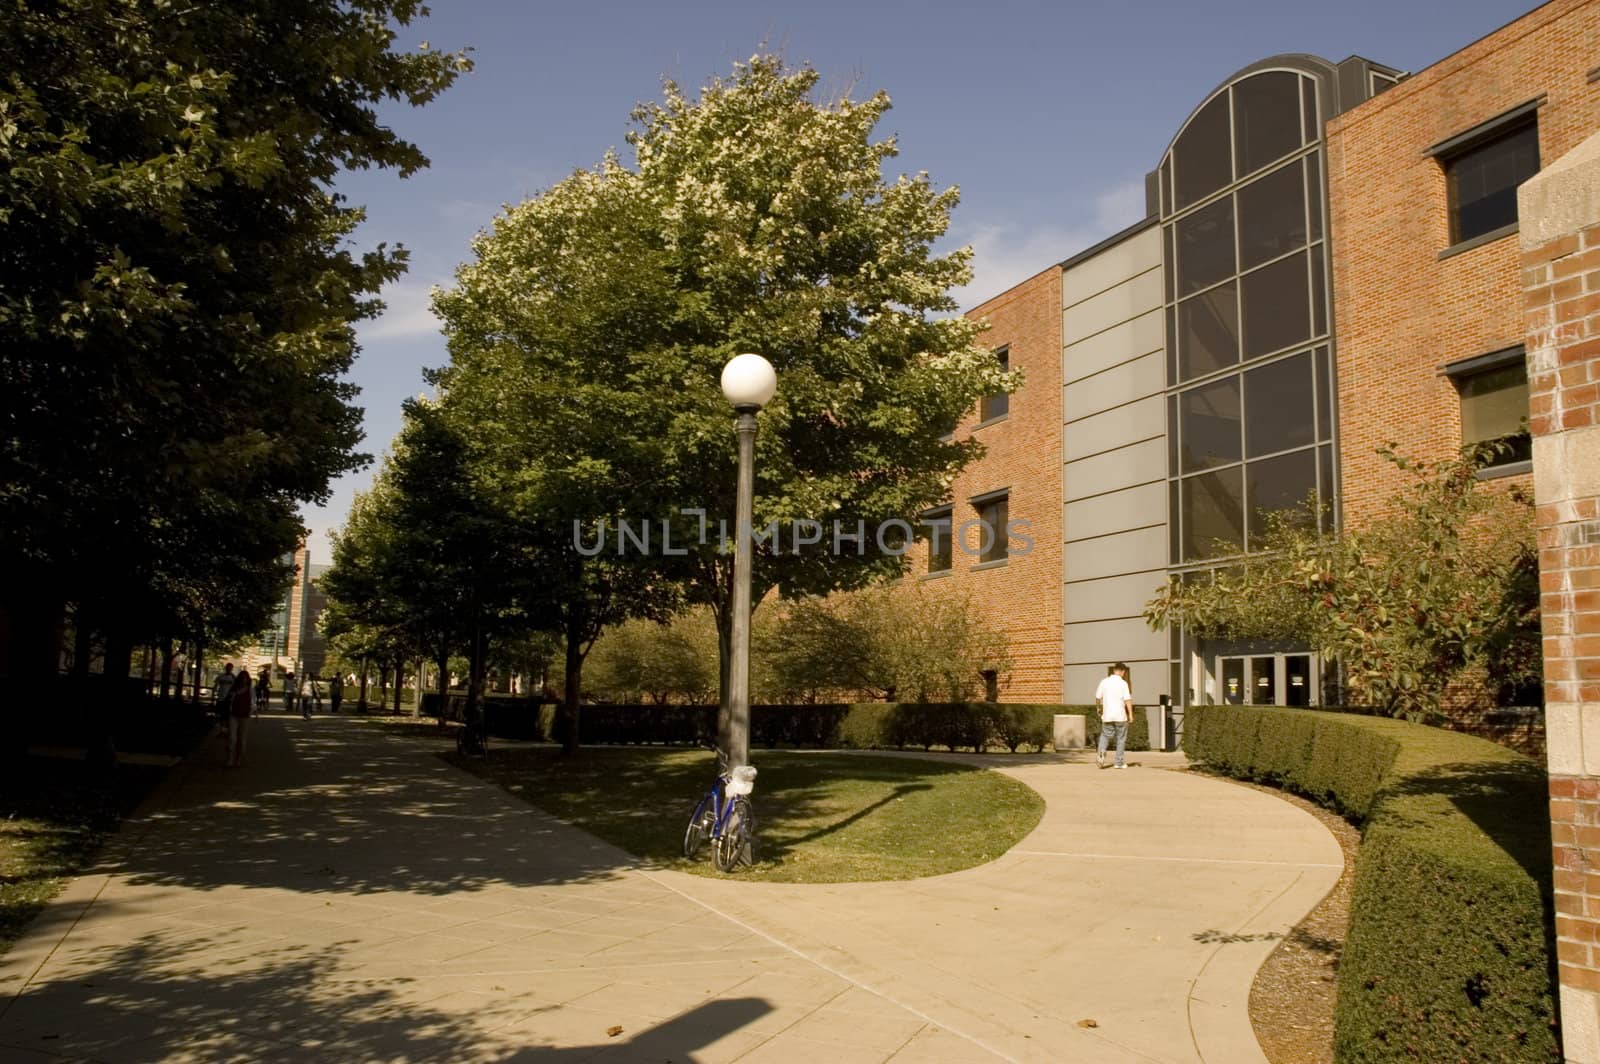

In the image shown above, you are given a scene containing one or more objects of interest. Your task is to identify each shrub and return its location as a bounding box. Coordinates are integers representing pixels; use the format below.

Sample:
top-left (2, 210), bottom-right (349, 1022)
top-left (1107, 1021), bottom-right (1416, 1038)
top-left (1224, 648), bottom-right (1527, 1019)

top-left (1183, 705), bottom-right (1555, 1062)
top-left (494, 701), bottom-right (1142, 753)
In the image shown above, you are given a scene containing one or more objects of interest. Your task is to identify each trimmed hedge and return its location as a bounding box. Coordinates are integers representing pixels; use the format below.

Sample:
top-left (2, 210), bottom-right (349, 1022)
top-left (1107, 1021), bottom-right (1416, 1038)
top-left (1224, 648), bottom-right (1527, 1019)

top-left (1184, 705), bottom-right (1555, 1063)
top-left (467, 701), bottom-right (1152, 753)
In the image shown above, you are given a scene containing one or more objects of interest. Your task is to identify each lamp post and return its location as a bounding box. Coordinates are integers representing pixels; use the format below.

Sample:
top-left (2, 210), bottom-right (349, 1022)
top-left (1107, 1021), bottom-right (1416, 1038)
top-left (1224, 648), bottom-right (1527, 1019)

top-left (720, 352), bottom-right (777, 771)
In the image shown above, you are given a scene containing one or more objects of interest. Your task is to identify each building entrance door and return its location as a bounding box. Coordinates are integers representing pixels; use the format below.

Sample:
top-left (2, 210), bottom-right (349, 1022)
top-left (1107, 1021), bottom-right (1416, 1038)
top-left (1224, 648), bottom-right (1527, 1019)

top-left (1214, 652), bottom-right (1319, 707)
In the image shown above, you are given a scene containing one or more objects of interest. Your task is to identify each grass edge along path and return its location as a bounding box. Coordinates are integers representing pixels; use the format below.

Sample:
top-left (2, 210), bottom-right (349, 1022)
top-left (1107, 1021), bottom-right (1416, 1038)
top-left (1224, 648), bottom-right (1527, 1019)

top-left (447, 746), bottom-right (1046, 883)
top-left (0, 756), bottom-right (168, 958)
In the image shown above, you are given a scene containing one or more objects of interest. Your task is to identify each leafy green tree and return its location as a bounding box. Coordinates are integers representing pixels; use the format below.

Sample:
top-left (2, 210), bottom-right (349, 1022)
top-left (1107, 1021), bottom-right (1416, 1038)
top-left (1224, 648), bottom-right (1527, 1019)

top-left (1144, 445), bottom-right (1540, 721)
top-left (0, 1), bottom-right (469, 691)
top-left (587, 610), bottom-right (719, 704)
top-left (433, 54), bottom-right (1006, 761)
top-left (763, 583), bottom-right (1012, 703)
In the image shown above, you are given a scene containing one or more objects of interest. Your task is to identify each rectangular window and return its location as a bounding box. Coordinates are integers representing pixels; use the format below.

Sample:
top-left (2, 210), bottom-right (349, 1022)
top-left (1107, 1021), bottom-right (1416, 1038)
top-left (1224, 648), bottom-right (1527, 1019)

top-left (1451, 352), bottom-right (1531, 468)
top-left (921, 508), bottom-right (953, 574)
top-left (1446, 121), bottom-right (1539, 245)
top-left (975, 494), bottom-right (1009, 564)
top-left (1179, 377), bottom-right (1242, 472)
top-left (980, 347), bottom-right (1010, 422)
top-left (1182, 467), bottom-right (1244, 561)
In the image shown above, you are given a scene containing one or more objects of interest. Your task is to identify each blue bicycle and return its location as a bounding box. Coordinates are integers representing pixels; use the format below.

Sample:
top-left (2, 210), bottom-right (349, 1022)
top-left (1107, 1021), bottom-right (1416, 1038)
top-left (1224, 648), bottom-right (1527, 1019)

top-left (683, 764), bottom-right (758, 873)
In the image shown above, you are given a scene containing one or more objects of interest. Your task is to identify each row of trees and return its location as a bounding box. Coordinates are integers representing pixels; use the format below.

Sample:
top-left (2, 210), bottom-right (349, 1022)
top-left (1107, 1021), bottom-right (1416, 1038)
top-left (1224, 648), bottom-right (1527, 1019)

top-left (321, 55), bottom-right (1013, 755)
top-left (0, 1), bottom-right (469, 717)
top-left (585, 585), bottom-right (1011, 706)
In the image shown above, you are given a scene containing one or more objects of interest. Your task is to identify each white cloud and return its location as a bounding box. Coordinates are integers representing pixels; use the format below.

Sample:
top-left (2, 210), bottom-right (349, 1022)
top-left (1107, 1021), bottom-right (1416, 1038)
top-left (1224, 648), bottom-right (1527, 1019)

top-left (952, 177), bottom-right (1148, 311)
top-left (358, 280), bottom-right (446, 342)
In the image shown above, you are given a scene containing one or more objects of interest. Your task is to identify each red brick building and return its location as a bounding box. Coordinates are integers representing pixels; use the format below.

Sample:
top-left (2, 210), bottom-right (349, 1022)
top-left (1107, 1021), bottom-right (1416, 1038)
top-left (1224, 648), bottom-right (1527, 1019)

top-left (912, 267), bottom-right (1064, 702)
top-left (1327, 0), bottom-right (1600, 524)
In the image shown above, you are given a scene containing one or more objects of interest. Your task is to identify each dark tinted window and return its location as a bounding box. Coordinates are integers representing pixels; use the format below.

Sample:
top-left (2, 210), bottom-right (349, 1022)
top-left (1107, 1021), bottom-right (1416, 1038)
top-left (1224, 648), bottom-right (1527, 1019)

top-left (1309, 249), bottom-right (1327, 337)
top-left (1243, 352), bottom-right (1315, 458)
top-left (1176, 197), bottom-right (1236, 295)
top-left (1246, 448), bottom-right (1318, 545)
top-left (1314, 346), bottom-right (1332, 439)
top-left (1301, 77), bottom-right (1318, 146)
top-left (1448, 122), bottom-right (1539, 243)
top-left (1169, 479), bottom-right (1181, 564)
top-left (1182, 468), bottom-right (1244, 560)
top-left (921, 510), bottom-right (953, 573)
top-left (1173, 93), bottom-right (1232, 210)
top-left (1318, 444), bottom-right (1335, 532)
top-left (1177, 282), bottom-right (1238, 380)
top-left (977, 496), bottom-right (1008, 563)
top-left (1237, 161), bottom-right (1306, 270)
top-left (1240, 252), bottom-right (1310, 359)
top-left (1305, 153), bottom-right (1323, 242)
top-left (981, 347), bottom-right (1009, 421)
top-left (1179, 377), bottom-right (1241, 473)
top-left (1233, 72), bottom-right (1302, 177)
top-left (1457, 359), bottom-right (1531, 466)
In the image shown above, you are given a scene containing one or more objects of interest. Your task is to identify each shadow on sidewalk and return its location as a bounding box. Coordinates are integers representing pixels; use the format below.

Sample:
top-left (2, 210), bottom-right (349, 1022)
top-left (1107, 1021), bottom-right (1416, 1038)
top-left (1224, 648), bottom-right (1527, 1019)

top-left (1, 927), bottom-right (771, 1060)
top-left (108, 717), bottom-right (640, 898)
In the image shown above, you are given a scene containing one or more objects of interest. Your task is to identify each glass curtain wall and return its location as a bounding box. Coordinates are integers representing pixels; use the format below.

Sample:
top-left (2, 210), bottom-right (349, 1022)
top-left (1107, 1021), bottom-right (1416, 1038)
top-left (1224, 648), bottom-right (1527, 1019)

top-left (1159, 67), bottom-right (1339, 705)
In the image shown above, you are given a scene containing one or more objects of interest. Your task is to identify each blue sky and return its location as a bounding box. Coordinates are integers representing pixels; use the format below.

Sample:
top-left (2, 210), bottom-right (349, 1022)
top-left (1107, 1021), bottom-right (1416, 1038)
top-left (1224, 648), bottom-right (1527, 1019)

top-left (308, 0), bottom-right (1539, 561)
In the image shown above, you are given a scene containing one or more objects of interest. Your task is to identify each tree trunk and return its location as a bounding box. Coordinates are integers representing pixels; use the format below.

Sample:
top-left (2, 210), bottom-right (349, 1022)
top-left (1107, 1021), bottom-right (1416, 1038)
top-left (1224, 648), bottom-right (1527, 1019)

top-left (392, 657), bottom-right (403, 714)
top-left (357, 658), bottom-right (369, 711)
top-left (158, 637), bottom-right (174, 702)
top-left (436, 645), bottom-right (449, 726)
top-left (193, 644), bottom-right (204, 704)
top-left (559, 610), bottom-right (586, 755)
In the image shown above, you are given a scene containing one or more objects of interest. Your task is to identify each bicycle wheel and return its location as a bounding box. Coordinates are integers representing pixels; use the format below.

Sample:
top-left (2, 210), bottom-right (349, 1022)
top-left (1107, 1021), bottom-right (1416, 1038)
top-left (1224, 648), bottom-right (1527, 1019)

top-left (713, 797), bottom-right (755, 873)
top-left (683, 795), bottom-right (714, 859)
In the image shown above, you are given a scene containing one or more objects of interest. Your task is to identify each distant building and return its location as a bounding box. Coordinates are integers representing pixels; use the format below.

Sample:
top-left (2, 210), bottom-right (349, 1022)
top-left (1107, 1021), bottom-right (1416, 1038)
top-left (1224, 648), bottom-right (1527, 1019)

top-left (242, 547), bottom-right (329, 679)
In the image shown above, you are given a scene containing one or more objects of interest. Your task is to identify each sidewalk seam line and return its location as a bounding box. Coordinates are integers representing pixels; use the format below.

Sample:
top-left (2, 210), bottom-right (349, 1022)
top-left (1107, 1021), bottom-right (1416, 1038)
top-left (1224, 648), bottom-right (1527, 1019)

top-left (632, 869), bottom-right (1019, 1064)
top-left (1013, 849), bottom-right (1342, 869)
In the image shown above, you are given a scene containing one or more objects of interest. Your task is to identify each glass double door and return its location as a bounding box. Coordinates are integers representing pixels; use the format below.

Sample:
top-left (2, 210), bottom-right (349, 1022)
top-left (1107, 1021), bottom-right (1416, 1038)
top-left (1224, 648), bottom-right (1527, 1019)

top-left (1218, 653), bottom-right (1314, 706)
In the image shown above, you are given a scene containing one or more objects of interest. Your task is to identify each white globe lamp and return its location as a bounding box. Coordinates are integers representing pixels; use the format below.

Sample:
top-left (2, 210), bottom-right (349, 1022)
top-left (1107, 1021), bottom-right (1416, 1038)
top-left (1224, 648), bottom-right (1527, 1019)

top-left (721, 353), bottom-right (777, 410)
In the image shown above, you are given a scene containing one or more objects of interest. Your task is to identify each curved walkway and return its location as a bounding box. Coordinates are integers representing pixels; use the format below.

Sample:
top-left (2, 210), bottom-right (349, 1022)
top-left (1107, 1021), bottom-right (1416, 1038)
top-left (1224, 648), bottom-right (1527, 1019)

top-left (0, 717), bottom-right (1340, 1063)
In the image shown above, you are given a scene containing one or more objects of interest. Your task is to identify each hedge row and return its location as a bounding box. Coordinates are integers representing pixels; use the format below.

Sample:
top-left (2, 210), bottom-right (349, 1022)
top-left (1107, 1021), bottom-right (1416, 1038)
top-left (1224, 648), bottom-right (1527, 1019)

top-left (1183, 705), bottom-right (1555, 1063)
top-left (467, 701), bottom-right (1153, 753)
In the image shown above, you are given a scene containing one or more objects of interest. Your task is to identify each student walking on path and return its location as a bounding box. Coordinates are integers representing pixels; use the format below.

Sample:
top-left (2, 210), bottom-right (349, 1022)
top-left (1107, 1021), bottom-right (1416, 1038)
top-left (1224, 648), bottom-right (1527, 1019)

top-left (227, 667), bottom-right (254, 768)
top-left (1096, 662), bottom-right (1134, 770)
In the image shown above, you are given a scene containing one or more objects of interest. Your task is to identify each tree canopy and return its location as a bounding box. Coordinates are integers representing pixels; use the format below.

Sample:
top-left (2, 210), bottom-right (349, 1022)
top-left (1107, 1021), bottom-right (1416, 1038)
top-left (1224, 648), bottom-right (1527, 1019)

top-left (430, 54), bottom-right (1007, 754)
top-left (0, 0), bottom-right (469, 663)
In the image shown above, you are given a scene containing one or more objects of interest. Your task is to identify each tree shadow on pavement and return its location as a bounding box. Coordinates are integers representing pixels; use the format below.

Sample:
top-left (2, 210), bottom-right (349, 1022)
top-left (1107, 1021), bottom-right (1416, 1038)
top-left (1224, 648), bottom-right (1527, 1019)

top-left (0, 928), bottom-right (772, 1061)
top-left (108, 718), bottom-right (640, 899)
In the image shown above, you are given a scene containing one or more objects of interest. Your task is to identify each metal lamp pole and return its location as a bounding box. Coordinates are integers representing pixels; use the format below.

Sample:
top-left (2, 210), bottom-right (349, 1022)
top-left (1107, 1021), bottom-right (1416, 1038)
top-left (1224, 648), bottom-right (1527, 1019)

top-left (720, 353), bottom-right (777, 771)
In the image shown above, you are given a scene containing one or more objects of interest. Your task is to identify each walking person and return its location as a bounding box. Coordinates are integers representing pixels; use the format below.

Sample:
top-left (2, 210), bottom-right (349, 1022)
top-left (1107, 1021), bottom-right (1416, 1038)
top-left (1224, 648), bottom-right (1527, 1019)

top-left (1096, 662), bottom-right (1134, 770)
top-left (227, 667), bottom-right (254, 767)
top-left (329, 672), bottom-right (344, 715)
top-left (283, 671), bottom-right (297, 716)
top-left (213, 663), bottom-right (236, 727)
top-left (255, 670), bottom-right (270, 713)
top-left (301, 673), bottom-right (317, 719)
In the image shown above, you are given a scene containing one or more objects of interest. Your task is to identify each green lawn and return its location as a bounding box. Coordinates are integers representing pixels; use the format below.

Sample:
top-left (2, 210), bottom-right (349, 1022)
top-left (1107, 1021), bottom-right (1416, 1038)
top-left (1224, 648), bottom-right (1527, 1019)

top-left (0, 757), bottom-right (166, 957)
top-left (447, 746), bottom-right (1045, 883)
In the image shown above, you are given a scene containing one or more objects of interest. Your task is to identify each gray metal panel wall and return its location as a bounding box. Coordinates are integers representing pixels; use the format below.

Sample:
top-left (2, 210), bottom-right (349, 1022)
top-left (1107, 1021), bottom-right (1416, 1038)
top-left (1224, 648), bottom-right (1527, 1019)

top-left (1062, 225), bottom-right (1170, 700)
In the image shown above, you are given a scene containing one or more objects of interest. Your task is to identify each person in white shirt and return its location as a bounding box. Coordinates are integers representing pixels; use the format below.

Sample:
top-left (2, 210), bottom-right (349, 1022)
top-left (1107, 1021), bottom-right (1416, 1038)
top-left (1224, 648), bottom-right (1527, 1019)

top-left (1095, 662), bottom-right (1134, 769)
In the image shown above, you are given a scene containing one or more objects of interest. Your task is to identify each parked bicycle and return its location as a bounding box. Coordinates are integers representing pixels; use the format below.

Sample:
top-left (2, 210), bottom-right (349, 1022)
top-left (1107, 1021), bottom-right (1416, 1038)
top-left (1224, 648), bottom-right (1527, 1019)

top-left (683, 764), bottom-right (758, 873)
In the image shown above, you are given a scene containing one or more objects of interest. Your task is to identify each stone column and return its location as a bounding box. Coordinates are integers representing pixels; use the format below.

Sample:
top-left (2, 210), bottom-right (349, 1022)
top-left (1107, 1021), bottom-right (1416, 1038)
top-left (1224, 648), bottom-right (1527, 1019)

top-left (1522, 129), bottom-right (1600, 1063)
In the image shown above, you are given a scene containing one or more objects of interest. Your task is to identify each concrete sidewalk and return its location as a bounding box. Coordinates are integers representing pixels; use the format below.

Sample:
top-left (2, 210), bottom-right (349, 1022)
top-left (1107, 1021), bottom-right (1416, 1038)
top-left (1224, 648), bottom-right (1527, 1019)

top-left (0, 717), bottom-right (1340, 1063)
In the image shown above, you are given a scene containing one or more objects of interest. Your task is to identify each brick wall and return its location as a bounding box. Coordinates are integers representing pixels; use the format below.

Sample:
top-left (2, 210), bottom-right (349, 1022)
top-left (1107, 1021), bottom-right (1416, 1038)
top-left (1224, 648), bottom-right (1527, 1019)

top-left (1522, 124), bottom-right (1600, 1061)
top-left (909, 266), bottom-right (1064, 702)
top-left (1326, 0), bottom-right (1600, 526)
